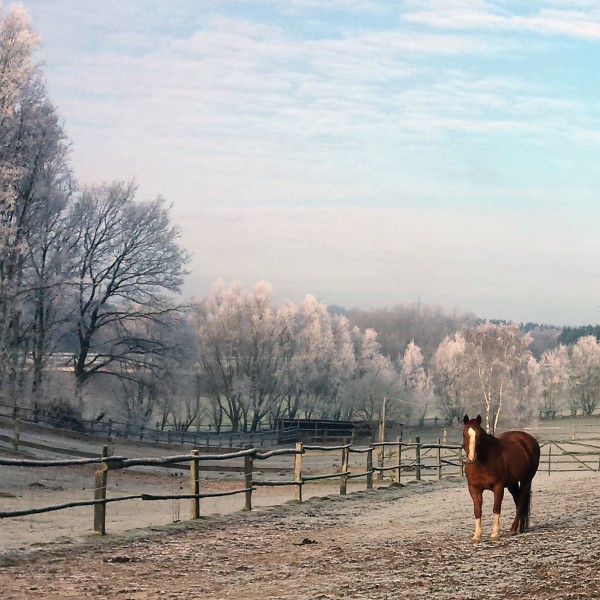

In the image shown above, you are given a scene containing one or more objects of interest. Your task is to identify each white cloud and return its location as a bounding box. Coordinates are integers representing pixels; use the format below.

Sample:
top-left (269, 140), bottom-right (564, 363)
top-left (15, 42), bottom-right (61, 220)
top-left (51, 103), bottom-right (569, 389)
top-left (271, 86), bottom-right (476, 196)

top-left (404, 1), bottom-right (600, 39)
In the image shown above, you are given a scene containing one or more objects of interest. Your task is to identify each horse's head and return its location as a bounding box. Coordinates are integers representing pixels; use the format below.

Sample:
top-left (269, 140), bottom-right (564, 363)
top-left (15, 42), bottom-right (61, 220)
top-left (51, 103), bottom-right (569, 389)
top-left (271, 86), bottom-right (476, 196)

top-left (463, 414), bottom-right (483, 463)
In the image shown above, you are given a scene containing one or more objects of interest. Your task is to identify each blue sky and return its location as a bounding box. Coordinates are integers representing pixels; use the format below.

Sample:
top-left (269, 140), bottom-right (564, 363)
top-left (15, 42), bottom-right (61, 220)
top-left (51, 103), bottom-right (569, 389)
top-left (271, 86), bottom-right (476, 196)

top-left (15, 0), bottom-right (600, 325)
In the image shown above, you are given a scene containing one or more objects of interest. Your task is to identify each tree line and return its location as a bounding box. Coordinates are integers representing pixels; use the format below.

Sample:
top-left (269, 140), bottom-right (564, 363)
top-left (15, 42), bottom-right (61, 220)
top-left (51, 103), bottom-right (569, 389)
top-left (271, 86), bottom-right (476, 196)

top-left (190, 282), bottom-right (599, 434)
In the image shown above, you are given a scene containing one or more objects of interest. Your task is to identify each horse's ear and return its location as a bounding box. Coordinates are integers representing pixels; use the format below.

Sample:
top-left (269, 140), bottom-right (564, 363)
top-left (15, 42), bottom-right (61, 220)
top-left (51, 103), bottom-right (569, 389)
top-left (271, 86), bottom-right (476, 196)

top-left (476, 415), bottom-right (482, 425)
top-left (463, 415), bottom-right (469, 424)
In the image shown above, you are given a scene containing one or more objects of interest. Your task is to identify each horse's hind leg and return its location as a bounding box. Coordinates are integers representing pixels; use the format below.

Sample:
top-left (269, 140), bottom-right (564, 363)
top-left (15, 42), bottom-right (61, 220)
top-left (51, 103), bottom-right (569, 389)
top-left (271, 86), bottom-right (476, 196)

top-left (516, 479), bottom-right (533, 534)
top-left (507, 483), bottom-right (521, 534)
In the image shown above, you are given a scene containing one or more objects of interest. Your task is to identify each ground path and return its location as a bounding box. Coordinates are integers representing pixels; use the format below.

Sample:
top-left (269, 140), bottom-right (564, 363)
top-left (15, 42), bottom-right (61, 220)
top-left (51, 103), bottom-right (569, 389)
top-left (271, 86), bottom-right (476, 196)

top-left (1, 471), bottom-right (598, 599)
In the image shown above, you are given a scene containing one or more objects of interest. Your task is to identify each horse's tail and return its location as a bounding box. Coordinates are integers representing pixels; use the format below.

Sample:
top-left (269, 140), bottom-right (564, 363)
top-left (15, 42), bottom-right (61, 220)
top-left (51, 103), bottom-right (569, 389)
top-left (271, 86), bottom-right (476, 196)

top-left (519, 486), bottom-right (532, 533)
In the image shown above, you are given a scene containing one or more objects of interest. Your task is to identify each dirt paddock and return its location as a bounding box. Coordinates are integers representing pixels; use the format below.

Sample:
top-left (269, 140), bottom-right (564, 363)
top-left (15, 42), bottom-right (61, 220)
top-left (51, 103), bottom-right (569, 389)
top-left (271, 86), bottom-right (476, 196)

top-left (0, 471), bottom-right (598, 599)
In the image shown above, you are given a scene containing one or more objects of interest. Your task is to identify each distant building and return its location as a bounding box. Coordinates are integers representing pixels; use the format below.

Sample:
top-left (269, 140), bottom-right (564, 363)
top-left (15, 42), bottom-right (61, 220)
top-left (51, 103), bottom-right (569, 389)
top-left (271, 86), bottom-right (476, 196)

top-left (278, 418), bottom-right (371, 444)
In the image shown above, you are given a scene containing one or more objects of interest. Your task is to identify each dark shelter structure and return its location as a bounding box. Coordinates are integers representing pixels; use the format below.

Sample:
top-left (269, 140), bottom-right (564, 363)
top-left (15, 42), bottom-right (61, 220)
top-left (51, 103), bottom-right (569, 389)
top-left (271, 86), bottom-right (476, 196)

top-left (278, 418), bottom-right (371, 444)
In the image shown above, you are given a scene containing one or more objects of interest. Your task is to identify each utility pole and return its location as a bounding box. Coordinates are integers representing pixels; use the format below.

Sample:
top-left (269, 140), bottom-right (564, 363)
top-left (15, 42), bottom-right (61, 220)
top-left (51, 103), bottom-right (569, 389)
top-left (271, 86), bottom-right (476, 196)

top-left (378, 396), bottom-right (388, 444)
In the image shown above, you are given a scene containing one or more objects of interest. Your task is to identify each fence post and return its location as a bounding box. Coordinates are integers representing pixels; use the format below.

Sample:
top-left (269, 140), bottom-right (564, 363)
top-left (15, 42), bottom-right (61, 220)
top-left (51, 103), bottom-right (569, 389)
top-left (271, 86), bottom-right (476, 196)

top-left (244, 445), bottom-right (253, 511)
top-left (94, 445), bottom-right (109, 535)
top-left (366, 444), bottom-right (373, 490)
top-left (190, 449), bottom-right (200, 519)
top-left (548, 443), bottom-right (552, 476)
top-left (377, 443), bottom-right (384, 481)
top-left (340, 440), bottom-right (349, 496)
top-left (12, 419), bottom-right (20, 452)
top-left (437, 438), bottom-right (442, 480)
top-left (415, 436), bottom-right (421, 481)
top-left (395, 437), bottom-right (402, 483)
top-left (294, 441), bottom-right (303, 502)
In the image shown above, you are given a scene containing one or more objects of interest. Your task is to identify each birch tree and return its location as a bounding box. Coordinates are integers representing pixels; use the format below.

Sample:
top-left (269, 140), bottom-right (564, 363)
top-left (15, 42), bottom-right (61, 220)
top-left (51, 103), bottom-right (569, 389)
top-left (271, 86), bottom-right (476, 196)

top-left (463, 323), bottom-right (533, 433)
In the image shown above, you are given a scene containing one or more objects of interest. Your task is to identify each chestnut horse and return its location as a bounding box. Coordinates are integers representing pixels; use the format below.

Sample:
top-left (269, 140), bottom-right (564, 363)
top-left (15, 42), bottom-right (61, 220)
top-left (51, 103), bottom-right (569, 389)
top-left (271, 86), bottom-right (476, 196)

top-left (463, 415), bottom-right (540, 542)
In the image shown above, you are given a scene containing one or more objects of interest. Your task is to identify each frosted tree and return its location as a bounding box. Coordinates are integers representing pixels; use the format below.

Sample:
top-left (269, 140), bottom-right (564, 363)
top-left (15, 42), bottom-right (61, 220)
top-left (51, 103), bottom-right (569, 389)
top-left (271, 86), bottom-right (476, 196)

top-left (193, 281), bottom-right (245, 432)
top-left (193, 281), bottom-right (290, 432)
top-left (349, 303), bottom-right (477, 364)
top-left (24, 150), bottom-right (75, 401)
top-left (271, 300), bottom-right (300, 423)
top-left (0, 4), bottom-right (71, 402)
top-left (327, 314), bottom-right (357, 419)
top-left (289, 295), bottom-right (335, 418)
top-left (463, 323), bottom-right (534, 433)
top-left (152, 321), bottom-right (206, 433)
top-left (539, 345), bottom-right (570, 418)
top-left (242, 281), bottom-right (291, 431)
top-left (432, 332), bottom-right (471, 422)
top-left (113, 316), bottom-right (192, 429)
top-left (397, 340), bottom-right (432, 425)
top-left (342, 327), bottom-right (399, 423)
top-left (68, 181), bottom-right (189, 405)
top-left (290, 296), bottom-right (355, 419)
top-left (569, 335), bottom-right (600, 416)
top-left (506, 355), bottom-right (543, 428)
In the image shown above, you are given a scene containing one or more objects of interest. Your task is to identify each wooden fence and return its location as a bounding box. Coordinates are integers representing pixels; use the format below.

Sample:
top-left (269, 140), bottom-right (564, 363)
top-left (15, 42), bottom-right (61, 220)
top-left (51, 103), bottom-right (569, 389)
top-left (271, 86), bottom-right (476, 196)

top-left (540, 440), bottom-right (600, 474)
top-left (0, 405), bottom-right (286, 448)
top-left (0, 439), bottom-right (463, 535)
top-left (0, 437), bottom-right (598, 536)
top-left (374, 437), bottom-right (464, 483)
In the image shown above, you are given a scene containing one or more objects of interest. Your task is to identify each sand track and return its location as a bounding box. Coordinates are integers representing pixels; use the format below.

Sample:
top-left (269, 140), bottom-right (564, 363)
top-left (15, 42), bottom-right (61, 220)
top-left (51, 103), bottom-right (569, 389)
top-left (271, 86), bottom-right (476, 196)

top-left (1, 471), bottom-right (598, 599)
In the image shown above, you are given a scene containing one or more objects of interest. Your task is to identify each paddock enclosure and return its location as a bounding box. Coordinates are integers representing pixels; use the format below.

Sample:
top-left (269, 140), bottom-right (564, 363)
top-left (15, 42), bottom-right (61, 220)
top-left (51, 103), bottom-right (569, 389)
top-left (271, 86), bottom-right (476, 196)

top-left (1, 418), bottom-right (599, 598)
top-left (2, 427), bottom-right (598, 545)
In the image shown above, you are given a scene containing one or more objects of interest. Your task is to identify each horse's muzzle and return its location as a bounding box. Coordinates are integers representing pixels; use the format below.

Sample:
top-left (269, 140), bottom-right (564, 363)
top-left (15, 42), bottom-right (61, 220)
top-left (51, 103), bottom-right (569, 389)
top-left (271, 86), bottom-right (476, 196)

top-left (465, 453), bottom-right (477, 464)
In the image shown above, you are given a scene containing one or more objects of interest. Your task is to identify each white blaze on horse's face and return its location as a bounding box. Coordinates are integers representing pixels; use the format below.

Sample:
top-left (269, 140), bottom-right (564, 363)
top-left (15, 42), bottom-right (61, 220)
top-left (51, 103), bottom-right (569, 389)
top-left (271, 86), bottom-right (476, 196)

top-left (467, 427), bottom-right (477, 462)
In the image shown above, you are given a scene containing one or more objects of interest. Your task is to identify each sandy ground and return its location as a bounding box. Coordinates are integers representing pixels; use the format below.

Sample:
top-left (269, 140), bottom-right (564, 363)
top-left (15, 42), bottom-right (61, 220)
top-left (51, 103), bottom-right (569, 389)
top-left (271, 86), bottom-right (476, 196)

top-left (0, 463), bottom-right (354, 553)
top-left (0, 469), bottom-right (598, 599)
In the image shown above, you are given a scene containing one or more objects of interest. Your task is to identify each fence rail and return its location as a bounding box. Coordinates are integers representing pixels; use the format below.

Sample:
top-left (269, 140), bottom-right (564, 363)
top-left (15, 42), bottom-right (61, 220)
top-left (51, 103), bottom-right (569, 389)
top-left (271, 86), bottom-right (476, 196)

top-left (0, 403), bottom-right (377, 448)
top-left (0, 402), bottom-right (290, 448)
top-left (0, 437), bottom-right (466, 534)
top-left (540, 440), bottom-right (600, 474)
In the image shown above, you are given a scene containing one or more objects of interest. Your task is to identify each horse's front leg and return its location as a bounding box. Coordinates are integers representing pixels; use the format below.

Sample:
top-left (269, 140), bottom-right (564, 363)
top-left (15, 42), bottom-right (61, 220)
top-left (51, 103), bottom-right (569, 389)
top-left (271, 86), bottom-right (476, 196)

top-left (468, 484), bottom-right (483, 543)
top-left (491, 485), bottom-right (505, 541)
